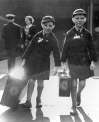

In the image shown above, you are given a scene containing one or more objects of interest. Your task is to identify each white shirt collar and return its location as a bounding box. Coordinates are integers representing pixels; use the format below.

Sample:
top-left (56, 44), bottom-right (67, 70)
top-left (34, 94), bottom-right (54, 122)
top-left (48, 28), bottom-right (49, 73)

top-left (74, 26), bottom-right (83, 32)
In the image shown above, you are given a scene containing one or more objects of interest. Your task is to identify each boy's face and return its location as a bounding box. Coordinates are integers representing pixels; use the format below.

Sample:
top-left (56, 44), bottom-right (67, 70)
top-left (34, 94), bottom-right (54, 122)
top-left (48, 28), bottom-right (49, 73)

top-left (41, 22), bottom-right (55, 33)
top-left (73, 15), bottom-right (86, 28)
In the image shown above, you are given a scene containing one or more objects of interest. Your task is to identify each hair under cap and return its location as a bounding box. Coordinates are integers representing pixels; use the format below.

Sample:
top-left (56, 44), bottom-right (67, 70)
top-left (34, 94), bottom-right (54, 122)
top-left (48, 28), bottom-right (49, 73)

top-left (41, 15), bottom-right (55, 24)
top-left (72, 9), bottom-right (86, 17)
top-left (5, 14), bottom-right (16, 19)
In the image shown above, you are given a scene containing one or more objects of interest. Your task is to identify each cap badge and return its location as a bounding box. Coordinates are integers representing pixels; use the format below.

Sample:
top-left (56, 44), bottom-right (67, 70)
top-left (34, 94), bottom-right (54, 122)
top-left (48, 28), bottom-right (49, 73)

top-left (74, 34), bottom-right (81, 39)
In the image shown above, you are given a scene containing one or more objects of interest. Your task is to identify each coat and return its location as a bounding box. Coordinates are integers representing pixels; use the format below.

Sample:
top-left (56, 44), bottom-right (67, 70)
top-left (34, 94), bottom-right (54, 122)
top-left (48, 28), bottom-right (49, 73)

top-left (61, 27), bottom-right (97, 80)
top-left (2, 22), bottom-right (21, 56)
top-left (22, 31), bottom-right (61, 80)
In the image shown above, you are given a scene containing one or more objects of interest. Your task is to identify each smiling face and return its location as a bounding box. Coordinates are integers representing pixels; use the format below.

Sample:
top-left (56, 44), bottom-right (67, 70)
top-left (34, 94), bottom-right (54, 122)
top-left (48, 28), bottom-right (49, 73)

top-left (72, 15), bottom-right (86, 28)
top-left (41, 21), bottom-right (55, 34)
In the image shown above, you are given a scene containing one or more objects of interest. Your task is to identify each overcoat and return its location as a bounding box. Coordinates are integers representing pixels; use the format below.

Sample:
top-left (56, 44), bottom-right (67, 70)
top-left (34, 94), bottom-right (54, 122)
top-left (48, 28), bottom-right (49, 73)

top-left (61, 27), bottom-right (97, 80)
top-left (2, 22), bottom-right (21, 56)
top-left (22, 31), bottom-right (60, 80)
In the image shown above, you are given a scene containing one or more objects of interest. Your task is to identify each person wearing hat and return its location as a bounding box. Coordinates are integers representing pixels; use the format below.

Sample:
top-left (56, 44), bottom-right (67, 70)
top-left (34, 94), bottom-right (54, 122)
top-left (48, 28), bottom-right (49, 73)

top-left (6, 14), bottom-right (16, 20)
top-left (2, 14), bottom-right (21, 72)
top-left (61, 8), bottom-right (97, 115)
top-left (21, 15), bottom-right (38, 51)
top-left (21, 15), bottom-right (61, 108)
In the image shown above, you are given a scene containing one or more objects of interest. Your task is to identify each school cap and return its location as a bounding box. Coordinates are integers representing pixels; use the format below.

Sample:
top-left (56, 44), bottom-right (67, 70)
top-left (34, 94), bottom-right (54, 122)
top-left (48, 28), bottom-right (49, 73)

top-left (72, 9), bottom-right (86, 17)
top-left (5, 14), bottom-right (16, 19)
top-left (41, 15), bottom-right (55, 24)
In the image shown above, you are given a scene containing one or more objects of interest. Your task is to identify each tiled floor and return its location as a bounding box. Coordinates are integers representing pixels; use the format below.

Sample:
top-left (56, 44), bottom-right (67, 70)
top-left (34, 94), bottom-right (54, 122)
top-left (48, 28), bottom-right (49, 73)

top-left (0, 60), bottom-right (99, 122)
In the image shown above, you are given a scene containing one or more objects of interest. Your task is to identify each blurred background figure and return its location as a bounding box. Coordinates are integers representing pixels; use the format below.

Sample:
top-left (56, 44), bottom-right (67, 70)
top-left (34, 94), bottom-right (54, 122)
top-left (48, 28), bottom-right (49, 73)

top-left (21, 15), bottom-right (38, 51)
top-left (1, 14), bottom-right (22, 72)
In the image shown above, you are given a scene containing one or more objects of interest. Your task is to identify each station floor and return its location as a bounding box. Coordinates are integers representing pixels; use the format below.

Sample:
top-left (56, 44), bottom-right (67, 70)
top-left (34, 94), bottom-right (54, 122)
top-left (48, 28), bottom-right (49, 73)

top-left (0, 59), bottom-right (99, 122)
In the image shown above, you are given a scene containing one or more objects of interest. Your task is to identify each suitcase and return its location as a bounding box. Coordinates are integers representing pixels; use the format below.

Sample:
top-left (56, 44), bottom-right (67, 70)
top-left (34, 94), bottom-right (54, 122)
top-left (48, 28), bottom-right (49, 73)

top-left (0, 76), bottom-right (27, 108)
top-left (58, 70), bottom-right (71, 97)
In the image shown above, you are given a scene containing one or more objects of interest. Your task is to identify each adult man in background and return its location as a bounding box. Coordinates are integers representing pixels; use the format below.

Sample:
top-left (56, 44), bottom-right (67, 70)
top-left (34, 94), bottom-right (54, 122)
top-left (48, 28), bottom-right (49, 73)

top-left (2, 14), bottom-right (21, 72)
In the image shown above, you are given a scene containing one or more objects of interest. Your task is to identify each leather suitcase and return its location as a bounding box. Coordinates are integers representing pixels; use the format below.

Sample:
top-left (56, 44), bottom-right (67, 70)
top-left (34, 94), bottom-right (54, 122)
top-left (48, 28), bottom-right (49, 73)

top-left (59, 71), bottom-right (71, 97)
top-left (0, 76), bottom-right (27, 108)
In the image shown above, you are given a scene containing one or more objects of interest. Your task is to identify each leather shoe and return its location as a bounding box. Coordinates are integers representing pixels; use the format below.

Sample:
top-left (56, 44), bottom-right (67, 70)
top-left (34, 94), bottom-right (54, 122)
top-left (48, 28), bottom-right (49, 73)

top-left (23, 100), bottom-right (32, 108)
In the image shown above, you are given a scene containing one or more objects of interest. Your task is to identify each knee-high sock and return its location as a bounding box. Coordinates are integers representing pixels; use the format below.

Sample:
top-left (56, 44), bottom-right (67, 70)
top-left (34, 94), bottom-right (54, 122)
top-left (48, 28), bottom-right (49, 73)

top-left (27, 79), bottom-right (35, 101)
top-left (36, 80), bottom-right (44, 103)
top-left (71, 79), bottom-right (77, 108)
top-left (77, 80), bottom-right (86, 96)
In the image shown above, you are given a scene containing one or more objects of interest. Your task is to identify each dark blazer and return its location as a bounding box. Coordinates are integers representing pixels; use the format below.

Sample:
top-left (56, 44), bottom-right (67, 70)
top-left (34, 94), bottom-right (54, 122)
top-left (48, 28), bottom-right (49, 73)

top-left (61, 27), bottom-right (97, 65)
top-left (2, 22), bottom-right (21, 56)
top-left (22, 31), bottom-right (61, 79)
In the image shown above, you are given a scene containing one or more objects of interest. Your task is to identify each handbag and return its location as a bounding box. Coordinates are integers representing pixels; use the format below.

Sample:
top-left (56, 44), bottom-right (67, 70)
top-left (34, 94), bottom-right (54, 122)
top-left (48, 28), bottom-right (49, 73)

top-left (58, 69), bottom-right (71, 97)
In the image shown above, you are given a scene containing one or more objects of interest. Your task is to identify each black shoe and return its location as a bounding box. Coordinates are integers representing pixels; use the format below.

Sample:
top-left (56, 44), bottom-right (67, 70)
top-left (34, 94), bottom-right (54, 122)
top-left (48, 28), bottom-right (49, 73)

top-left (36, 102), bottom-right (42, 108)
top-left (36, 97), bottom-right (42, 108)
top-left (70, 106), bottom-right (77, 116)
top-left (70, 110), bottom-right (77, 116)
top-left (77, 94), bottom-right (81, 106)
top-left (23, 100), bottom-right (32, 108)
